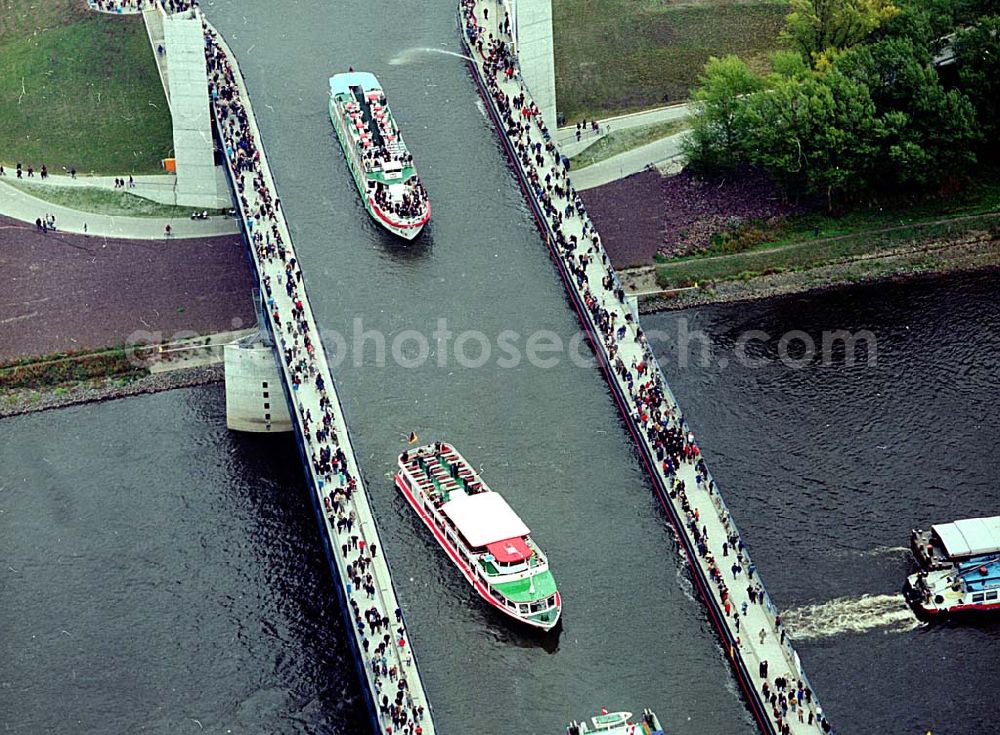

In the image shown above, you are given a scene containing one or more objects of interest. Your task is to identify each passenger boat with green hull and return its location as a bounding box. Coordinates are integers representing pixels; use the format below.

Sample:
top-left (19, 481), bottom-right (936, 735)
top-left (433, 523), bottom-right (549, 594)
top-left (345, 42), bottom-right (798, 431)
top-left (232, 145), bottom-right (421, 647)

top-left (395, 442), bottom-right (561, 630)
top-left (328, 71), bottom-right (430, 239)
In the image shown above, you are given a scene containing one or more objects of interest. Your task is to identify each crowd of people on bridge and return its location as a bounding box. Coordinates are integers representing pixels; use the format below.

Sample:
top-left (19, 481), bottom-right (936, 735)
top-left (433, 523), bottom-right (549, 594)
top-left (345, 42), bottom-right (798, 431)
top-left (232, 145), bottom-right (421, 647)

top-left (202, 20), bottom-right (427, 735)
top-left (87, 0), bottom-right (195, 13)
top-left (462, 1), bottom-right (832, 733)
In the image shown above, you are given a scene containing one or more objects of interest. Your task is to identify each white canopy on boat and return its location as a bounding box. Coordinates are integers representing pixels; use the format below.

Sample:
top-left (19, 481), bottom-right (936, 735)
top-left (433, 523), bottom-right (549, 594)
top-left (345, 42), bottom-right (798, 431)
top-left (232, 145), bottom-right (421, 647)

top-left (932, 516), bottom-right (1000, 558)
top-left (441, 492), bottom-right (530, 547)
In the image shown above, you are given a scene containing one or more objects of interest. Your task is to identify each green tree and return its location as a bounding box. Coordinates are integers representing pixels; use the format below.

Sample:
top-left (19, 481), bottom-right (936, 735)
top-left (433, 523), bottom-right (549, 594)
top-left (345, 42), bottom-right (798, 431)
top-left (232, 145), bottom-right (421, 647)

top-left (954, 15), bottom-right (1000, 148)
top-left (879, 0), bottom-right (955, 48)
top-left (835, 38), bottom-right (980, 185)
top-left (736, 70), bottom-right (883, 207)
top-left (783, 0), bottom-right (900, 62)
top-left (683, 55), bottom-right (763, 172)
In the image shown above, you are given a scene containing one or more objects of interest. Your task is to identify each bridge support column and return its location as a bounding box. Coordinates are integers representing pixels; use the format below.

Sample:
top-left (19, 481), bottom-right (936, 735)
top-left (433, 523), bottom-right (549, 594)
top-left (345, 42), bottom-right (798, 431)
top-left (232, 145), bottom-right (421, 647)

top-left (146, 7), bottom-right (231, 208)
top-left (510, 0), bottom-right (557, 129)
top-left (224, 330), bottom-right (292, 433)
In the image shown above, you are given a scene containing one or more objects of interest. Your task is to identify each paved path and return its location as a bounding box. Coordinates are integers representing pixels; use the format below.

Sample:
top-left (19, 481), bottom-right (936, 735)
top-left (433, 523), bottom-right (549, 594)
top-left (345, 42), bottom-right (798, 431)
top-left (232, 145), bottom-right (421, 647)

top-left (0, 179), bottom-right (238, 239)
top-left (570, 130), bottom-right (690, 191)
top-left (556, 102), bottom-right (692, 156)
top-left (462, 3), bottom-right (831, 733)
top-left (0, 168), bottom-right (233, 206)
top-left (7, 172), bottom-right (176, 205)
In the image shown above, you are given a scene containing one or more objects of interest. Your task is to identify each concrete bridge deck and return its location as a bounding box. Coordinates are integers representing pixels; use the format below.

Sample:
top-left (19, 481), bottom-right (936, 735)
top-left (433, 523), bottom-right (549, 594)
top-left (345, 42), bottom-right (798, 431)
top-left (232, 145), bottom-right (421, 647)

top-left (201, 13), bottom-right (437, 735)
top-left (460, 2), bottom-right (832, 733)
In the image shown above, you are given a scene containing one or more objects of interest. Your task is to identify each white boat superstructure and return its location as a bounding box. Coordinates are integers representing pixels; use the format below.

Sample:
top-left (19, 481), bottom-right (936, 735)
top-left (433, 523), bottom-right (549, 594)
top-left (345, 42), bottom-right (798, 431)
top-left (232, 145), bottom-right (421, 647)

top-left (911, 515), bottom-right (1000, 570)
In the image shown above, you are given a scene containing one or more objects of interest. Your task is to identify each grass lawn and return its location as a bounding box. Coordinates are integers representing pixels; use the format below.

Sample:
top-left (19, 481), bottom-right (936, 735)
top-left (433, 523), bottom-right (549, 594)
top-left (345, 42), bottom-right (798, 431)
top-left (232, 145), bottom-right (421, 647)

top-left (655, 178), bottom-right (1000, 287)
top-left (0, 0), bottom-right (173, 174)
top-left (553, 0), bottom-right (788, 122)
top-left (5, 180), bottom-right (228, 217)
top-left (570, 118), bottom-right (689, 168)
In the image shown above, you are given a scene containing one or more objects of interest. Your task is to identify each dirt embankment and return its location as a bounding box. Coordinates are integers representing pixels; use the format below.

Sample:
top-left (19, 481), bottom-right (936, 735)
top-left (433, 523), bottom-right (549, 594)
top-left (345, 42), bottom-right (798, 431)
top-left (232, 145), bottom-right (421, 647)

top-left (0, 215), bottom-right (255, 363)
top-left (632, 232), bottom-right (1000, 313)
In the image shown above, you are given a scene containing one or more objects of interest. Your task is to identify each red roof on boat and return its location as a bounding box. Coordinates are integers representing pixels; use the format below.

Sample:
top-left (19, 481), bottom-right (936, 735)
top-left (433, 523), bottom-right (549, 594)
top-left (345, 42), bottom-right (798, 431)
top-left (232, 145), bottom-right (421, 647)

top-left (487, 536), bottom-right (532, 563)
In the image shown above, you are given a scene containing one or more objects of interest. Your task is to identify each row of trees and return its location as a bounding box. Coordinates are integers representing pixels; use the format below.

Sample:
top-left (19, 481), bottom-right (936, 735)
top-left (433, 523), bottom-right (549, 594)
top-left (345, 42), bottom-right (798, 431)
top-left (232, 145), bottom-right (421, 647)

top-left (683, 0), bottom-right (1000, 207)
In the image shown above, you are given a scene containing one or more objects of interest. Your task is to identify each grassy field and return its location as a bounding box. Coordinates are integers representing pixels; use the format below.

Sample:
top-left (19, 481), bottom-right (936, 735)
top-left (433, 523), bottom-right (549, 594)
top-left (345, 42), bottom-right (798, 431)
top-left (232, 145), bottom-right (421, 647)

top-left (5, 180), bottom-right (228, 217)
top-left (553, 0), bottom-right (787, 122)
top-left (570, 119), bottom-right (689, 168)
top-left (0, 0), bottom-right (173, 174)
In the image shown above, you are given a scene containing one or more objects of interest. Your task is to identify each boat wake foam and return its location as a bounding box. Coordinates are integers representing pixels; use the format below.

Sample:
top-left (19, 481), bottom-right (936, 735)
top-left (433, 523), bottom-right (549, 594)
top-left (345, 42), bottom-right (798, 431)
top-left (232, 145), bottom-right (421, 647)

top-left (782, 594), bottom-right (922, 640)
top-left (389, 47), bottom-right (473, 65)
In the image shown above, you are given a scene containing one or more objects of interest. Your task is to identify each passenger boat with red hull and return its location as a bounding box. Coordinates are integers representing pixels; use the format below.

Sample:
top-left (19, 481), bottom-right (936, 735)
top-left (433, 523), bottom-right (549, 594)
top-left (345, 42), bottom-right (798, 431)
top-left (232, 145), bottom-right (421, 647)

top-left (906, 514), bottom-right (1000, 616)
top-left (328, 71), bottom-right (430, 239)
top-left (906, 554), bottom-right (1000, 616)
top-left (395, 442), bottom-right (561, 630)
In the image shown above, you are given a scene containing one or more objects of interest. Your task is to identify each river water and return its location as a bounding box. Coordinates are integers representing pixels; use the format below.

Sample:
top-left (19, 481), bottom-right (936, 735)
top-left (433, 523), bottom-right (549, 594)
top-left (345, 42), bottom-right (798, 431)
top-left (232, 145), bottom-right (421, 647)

top-left (1, 0), bottom-right (997, 731)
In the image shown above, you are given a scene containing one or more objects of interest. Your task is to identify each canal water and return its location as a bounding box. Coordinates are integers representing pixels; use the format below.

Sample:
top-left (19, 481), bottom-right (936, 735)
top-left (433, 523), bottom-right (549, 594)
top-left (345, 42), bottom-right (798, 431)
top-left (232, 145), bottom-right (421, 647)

top-left (1, 0), bottom-right (997, 732)
top-left (3, 270), bottom-right (997, 735)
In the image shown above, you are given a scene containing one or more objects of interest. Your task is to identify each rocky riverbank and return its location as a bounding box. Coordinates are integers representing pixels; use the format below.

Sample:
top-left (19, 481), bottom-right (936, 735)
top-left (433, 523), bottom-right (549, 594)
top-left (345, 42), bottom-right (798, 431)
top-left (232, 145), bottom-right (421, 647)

top-left (631, 232), bottom-right (1000, 313)
top-left (0, 364), bottom-right (223, 419)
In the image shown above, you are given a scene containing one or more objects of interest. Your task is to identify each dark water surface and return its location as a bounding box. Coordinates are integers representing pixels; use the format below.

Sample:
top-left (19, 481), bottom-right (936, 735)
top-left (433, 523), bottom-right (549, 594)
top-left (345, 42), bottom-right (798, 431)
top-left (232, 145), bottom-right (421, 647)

top-left (0, 389), bottom-right (367, 734)
top-left (2, 0), bottom-right (997, 732)
top-left (644, 269), bottom-right (1000, 735)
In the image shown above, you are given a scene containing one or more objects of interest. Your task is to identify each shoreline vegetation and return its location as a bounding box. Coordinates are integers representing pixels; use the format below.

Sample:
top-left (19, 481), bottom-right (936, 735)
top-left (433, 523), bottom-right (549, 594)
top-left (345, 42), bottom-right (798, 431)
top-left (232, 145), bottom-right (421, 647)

top-left (0, 333), bottom-right (245, 418)
top-left (628, 227), bottom-right (1000, 313)
top-left (0, 339), bottom-right (223, 419)
top-left (0, 364), bottom-right (224, 419)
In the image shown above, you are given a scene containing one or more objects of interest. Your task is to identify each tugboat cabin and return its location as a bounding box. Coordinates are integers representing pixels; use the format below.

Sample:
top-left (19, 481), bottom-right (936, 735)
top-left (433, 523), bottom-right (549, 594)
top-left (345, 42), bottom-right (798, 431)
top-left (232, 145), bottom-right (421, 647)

top-left (911, 515), bottom-right (1000, 570)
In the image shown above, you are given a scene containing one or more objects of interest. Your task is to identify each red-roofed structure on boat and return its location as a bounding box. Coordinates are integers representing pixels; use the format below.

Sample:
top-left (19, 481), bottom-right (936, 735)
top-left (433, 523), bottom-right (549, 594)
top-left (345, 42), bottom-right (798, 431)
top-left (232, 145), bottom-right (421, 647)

top-left (487, 537), bottom-right (532, 563)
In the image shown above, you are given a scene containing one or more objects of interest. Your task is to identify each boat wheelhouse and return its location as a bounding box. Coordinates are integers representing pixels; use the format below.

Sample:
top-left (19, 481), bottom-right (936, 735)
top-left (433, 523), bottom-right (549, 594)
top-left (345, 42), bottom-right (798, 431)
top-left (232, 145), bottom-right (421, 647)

top-left (911, 515), bottom-right (1000, 570)
top-left (906, 554), bottom-right (1000, 616)
top-left (328, 71), bottom-right (430, 239)
top-left (395, 442), bottom-right (561, 630)
top-left (565, 709), bottom-right (665, 735)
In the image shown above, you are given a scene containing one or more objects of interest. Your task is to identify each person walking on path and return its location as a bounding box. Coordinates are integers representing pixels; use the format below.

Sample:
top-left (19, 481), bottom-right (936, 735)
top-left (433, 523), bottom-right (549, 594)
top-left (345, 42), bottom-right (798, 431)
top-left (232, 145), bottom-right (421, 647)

top-left (164, 223), bottom-right (172, 237)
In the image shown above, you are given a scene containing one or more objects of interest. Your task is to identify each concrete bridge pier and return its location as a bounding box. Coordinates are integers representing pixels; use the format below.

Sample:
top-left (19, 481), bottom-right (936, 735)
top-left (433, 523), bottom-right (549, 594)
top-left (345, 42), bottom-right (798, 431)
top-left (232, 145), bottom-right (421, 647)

top-left (509, 0), bottom-right (557, 128)
top-left (224, 300), bottom-right (292, 433)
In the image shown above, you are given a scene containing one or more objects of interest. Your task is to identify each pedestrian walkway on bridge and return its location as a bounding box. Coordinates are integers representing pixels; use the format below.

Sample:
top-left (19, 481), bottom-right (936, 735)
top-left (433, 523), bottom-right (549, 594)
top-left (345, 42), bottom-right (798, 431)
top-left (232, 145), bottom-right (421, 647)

top-left (461, 2), bottom-right (832, 733)
top-left (203, 16), bottom-right (436, 735)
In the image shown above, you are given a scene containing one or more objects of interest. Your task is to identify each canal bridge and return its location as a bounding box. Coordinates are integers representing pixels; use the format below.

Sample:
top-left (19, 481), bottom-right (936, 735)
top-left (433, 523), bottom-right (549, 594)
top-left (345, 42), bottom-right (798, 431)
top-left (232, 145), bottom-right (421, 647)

top-left (101, 5), bottom-right (836, 732)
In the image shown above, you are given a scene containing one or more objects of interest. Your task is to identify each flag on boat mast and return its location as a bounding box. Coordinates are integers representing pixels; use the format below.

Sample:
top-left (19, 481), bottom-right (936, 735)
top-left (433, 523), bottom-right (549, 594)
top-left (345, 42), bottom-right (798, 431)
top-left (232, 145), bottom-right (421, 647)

top-left (408, 431), bottom-right (418, 444)
top-left (601, 706), bottom-right (609, 716)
